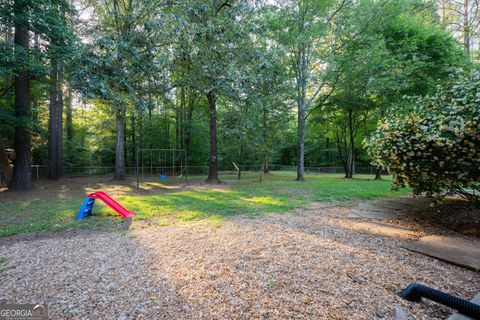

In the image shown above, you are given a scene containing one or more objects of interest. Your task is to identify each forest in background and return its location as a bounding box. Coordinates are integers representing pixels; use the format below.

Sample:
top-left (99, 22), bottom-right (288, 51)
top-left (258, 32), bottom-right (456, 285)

top-left (0, 0), bottom-right (478, 189)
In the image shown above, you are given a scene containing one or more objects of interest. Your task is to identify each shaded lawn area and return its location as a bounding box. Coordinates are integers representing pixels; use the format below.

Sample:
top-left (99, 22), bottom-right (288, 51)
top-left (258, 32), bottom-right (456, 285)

top-left (0, 172), bottom-right (410, 237)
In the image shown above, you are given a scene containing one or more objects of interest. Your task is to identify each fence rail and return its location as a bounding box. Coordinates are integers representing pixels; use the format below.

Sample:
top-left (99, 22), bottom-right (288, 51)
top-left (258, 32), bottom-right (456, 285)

top-left (19, 164), bottom-right (387, 182)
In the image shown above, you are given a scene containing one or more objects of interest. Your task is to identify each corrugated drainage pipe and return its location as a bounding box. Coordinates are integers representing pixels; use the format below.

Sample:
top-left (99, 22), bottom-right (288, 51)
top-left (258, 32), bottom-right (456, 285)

top-left (398, 283), bottom-right (480, 319)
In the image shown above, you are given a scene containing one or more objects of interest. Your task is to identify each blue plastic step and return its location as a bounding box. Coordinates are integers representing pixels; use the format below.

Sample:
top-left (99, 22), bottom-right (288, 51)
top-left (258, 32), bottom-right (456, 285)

top-left (77, 198), bottom-right (96, 221)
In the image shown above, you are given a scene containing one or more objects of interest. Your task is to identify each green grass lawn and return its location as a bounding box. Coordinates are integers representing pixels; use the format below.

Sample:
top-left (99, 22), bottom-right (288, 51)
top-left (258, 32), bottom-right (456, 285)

top-left (0, 172), bottom-right (410, 237)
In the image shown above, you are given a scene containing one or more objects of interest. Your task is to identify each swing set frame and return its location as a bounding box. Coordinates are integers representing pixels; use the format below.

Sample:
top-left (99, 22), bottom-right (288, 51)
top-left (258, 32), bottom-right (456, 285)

top-left (136, 148), bottom-right (188, 188)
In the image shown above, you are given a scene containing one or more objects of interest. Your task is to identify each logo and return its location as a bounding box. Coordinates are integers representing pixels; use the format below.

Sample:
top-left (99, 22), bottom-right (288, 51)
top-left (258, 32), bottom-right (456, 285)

top-left (0, 304), bottom-right (48, 320)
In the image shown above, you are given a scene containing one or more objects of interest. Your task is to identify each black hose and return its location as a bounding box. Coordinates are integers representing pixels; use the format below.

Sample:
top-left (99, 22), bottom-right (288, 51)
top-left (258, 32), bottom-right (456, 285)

top-left (398, 283), bottom-right (480, 319)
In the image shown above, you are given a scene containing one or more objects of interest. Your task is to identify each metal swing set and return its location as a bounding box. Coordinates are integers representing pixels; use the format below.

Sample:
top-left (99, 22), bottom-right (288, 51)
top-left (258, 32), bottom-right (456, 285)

top-left (136, 148), bottom-right (188, 188)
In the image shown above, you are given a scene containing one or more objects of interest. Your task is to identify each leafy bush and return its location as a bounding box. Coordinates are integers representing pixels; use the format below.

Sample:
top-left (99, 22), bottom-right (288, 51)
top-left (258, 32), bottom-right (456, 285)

top-left (366, 73), bottom-right (480, 203)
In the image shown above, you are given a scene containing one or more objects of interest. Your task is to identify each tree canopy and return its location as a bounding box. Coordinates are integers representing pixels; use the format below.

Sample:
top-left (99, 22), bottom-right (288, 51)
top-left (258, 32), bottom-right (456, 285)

top-left (0, 0), bottom-right (475, 196)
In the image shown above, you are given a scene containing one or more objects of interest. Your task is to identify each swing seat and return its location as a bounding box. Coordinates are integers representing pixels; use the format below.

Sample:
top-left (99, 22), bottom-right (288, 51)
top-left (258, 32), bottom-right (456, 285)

top-left (160, 174), bottom-right (167, 180)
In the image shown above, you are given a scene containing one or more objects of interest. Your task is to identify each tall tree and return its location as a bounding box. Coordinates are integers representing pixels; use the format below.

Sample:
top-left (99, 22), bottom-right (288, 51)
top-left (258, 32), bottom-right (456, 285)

top-left (322, 0), bottom-right (468, 179)
top-left (1, 0), bottom-right (76, 187)
top-left (272, 0), bottom-right (348, 181)
top-left (72, 0), bottom-right (169, 180)
top-left (173, 0), bottom-right (257, 184)
top-left (48, 60), bottom-right (60, 179)
top-left (10, 0), bottom-right (33, 190)
top-left (43, 0), bottom-right (74, 180)
top-left (65, 88), bottom-right (73, 156)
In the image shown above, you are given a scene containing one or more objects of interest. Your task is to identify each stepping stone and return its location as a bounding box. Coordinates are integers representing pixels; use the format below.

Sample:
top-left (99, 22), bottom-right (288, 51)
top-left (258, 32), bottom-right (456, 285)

top-left (347, 212), bottom-right (362, 219)
top-left (353, 221), bottom-right (415, 237)
top-left (375, 199), bottom-right (416, 210)
top-left (349, 209), bottom-right (398, 220)
top-left (404, 235), bottom-right (480, 271)
top-left (447, 293), bottom-right (480, 320)
top-left (359, 202), bottom-right (399, 214)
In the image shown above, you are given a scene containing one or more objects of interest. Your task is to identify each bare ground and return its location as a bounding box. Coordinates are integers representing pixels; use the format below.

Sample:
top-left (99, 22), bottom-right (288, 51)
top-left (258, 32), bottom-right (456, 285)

top-left (1, 203), bottom-right (478, 319)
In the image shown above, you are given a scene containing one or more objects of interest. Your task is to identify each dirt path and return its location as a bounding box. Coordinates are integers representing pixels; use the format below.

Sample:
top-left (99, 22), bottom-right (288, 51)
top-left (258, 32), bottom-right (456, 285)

top-left (0, 204), bottom-right (478, 319)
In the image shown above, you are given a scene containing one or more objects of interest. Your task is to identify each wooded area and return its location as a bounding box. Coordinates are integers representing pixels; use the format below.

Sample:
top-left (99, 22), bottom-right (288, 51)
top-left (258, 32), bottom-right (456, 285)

top-left (0, 0), bottom-right (478, 189)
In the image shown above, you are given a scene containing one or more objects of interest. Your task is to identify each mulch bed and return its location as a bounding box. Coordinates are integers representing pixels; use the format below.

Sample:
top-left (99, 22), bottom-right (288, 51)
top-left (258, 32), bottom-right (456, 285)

top-left (400, 198), bottom-right (480, 238)
top-left (1, 203), bottom-right (478, 319)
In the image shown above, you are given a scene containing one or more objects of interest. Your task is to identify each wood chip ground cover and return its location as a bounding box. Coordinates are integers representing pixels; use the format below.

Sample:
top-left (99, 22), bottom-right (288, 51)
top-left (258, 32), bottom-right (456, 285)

top-left (0, 204), bottom-right (478, 319)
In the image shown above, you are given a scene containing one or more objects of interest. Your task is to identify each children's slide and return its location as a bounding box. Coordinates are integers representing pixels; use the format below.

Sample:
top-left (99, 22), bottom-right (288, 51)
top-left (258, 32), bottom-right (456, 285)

top-left (77, 191), bottom-right (134, 221)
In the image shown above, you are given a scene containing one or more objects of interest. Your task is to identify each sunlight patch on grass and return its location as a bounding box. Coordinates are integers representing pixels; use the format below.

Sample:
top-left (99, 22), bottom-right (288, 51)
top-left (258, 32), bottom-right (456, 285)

top-left (141, 182), bottom-right (181, 190)
top-left (206, 214), bottom-right (225, 226)
top-left (176, 210), bottom-right (205, 222)
top-left (208, 188), bottom-right (232, 193)
top-left (244, 196), bottom-right (282, 205)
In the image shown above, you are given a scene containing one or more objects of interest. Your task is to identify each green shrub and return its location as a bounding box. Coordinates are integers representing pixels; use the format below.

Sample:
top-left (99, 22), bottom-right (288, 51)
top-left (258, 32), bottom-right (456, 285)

top-left (366, 73), bottom-right (480, 203)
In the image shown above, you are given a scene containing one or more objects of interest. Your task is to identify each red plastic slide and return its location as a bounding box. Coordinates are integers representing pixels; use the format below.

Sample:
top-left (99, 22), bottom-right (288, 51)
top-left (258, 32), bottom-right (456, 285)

top-left (88, 191), bottom-right (134, 218)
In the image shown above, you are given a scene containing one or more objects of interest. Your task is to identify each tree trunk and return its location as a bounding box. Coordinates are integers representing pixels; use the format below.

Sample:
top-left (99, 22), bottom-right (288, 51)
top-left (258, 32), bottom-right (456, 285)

top-left (345, 146), bottom-right (354, 179)
top-left (325, 137), bottom-right (330, 164)
top-left (2, 26), bottom-right (14, 186)
top-left (175, 98), bottom-right (179, 149)
top-left (238, 143), bottom-right (244, 180)
top-left (345, 109), bottom-right (354, 179)
top-left (185, 90), bottom-right (194, 155)
top-left (131, 112), bottom-right (136, 165)
top-left (48, 61), bottom-right (59, 180)
top-left (163, 98), bottom-right (168, 148)
top-left (206, 91), bottom-right (220, 184)
top-left (65, 88), bottom-right (73, 154)
top-left (66, 89), bottom-right (73, 141)
top-left (32, 33), bottom-right (39, 121)
top-left (57, 60), bottom-right (63, 177)
top-left (0, 134), bottom-right (13, 186)
top-left (148, 96), bottom-right (154, 148)
top-left (296, 98), bottom-right (306, 181)
top-left (139, 112), bottom-right (143, 149)
top-left (176, 86), bottom-right (186, 150)
top-left (114, 109), bottom-right (126, 180)
top-left (259, 161), bottom-right (264, 182)
top-left (10, 0), bottom-right (33, 190)
top-left (464, 0), bottom-right (470, 54)
top-left (47, 59), bottom-right (64, 179)
top-left (374, 167), bottom-right (382, 180)
top-left (333, 121), bottom-right (347, 172)
top-left (295, 48), bottom-right (306, 181)
top-left (262, 104), bottom-right (270, 174)
top-left (123, 107), bottom-right (127, 167)
top-left (180, 86), bottom-right (186, 149)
